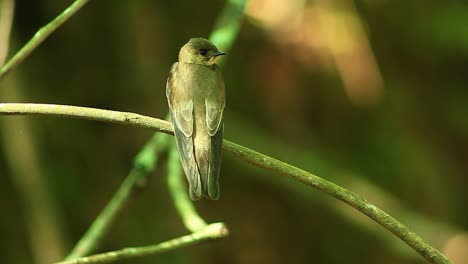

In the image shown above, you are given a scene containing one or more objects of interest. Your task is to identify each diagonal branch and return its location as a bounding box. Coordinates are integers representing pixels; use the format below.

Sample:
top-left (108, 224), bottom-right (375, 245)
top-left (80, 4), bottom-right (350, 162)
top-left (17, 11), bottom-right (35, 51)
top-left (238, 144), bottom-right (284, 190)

top-left (209, 0), bottom-right (247, 53)
top-left (55, 223), bottom-right (228, 264)
top-left (222, 141), bottom-right (452, 264)
top-left (0, 0), bottom-right (91, 80)
top-left (0, 103), bottom-right (451, 264)
top-left (65, 133), bottom-right (169, 259)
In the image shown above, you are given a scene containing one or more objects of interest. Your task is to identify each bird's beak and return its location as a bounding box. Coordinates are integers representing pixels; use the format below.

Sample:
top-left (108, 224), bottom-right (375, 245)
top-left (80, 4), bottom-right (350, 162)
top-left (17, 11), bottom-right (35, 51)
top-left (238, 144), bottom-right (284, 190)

top-left (208, 51), bottom-right (226, 64)
top-left (213, 51), bottom-right (226, 57)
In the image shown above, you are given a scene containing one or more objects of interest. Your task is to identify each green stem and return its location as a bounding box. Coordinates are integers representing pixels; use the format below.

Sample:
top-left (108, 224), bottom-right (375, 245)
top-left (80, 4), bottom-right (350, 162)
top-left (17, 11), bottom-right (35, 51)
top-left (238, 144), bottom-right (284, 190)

top-left (55, 223), bottom-right (228, 264)
top-left (0, 103), bottom-right (451, 264)
top-left (0, 103), bottom-right (172, 133)
top-left (167, 141), bottom-right (208, 232)
top-left (209, 0), bottom-right (248, 53)
top-left (0, 0), bottom-right (91, 80)
top-left (222, 141), bottom-right (451, 264)
top-left (65, 133), bottom-right (169, 259)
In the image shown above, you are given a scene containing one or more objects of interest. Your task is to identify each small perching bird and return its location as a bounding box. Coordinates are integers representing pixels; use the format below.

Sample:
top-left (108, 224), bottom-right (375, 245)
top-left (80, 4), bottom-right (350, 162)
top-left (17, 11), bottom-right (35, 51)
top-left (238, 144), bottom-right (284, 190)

top-left (166, 38), bottom-right (226, 200)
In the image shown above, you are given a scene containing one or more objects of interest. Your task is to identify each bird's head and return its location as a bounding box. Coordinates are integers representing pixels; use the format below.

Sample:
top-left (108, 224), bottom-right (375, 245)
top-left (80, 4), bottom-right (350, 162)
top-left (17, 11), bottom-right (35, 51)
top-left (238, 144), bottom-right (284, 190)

top-left (179, 38), bottom-right (226, 66)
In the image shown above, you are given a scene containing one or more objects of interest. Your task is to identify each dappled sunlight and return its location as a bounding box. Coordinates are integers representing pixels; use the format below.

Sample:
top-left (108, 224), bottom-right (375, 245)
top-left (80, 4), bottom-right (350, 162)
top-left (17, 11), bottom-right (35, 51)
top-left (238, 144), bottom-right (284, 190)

top-left (247, 0), bottom-right (383, 107)
top-left (443, 233), bottom-right (468, 264)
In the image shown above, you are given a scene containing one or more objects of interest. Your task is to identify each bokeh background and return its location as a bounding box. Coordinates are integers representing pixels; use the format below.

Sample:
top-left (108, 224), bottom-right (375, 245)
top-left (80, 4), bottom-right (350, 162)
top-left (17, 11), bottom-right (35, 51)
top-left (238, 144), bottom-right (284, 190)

top-left (1, 0), bottom-right (467, 263)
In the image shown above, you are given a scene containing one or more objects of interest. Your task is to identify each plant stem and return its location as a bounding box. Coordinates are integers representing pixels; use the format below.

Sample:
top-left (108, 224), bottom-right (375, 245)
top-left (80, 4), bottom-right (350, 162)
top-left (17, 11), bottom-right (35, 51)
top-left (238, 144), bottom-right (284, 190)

top-left (55, 223), bottom-right (228, 264)
top-left (65, 133), bottom-right (169, 259)
top-left (0, 0), bottom-right (91, 80)
top-left (0, 103), bottom-right (451, 264)
top-left (209, 0), bottom-right (248, 53)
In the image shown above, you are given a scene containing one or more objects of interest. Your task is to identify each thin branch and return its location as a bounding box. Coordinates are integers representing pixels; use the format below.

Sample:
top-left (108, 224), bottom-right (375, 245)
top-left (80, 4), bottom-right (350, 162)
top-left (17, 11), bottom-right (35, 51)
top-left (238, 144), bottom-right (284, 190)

top-left (0, 0), bottom-right (91, 80)
top-left (222, 141), bottom-right (451, 264)
top-left (0, 103), bottom-right (451, 264)
top-left (0, 103), bottom-right (172, 132)
top-left (65, 133), bottom-right (169, 259)
top-left (55, 223), bottom-right (228, 264)
top-left (209, 0), bottom-right (248, 54)
top-left (167, 141), bottom-right (208, 232)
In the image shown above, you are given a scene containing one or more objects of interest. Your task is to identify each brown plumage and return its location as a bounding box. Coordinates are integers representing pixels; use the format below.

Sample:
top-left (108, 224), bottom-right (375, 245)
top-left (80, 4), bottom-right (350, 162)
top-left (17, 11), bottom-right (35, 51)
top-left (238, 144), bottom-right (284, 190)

top-left (166, 38), bottom-right (226, 200)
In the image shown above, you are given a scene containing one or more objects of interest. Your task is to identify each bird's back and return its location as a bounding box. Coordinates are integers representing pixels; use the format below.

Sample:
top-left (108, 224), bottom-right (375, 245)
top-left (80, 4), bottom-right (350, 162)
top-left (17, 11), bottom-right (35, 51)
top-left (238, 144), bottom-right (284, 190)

top-left (167, 62), bottom-right (225, 200)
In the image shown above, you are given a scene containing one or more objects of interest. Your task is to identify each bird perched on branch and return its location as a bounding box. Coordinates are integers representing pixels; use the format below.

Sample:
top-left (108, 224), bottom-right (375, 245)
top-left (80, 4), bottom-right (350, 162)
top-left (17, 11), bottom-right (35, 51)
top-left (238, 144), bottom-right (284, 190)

top-left (166, 38), bottom-right (226, 200)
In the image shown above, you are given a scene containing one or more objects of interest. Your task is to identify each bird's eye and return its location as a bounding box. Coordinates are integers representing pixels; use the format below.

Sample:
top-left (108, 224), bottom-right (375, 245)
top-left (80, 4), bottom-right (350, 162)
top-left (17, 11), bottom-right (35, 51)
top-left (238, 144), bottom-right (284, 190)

top-left (199, 49), bottom-right (208, 56)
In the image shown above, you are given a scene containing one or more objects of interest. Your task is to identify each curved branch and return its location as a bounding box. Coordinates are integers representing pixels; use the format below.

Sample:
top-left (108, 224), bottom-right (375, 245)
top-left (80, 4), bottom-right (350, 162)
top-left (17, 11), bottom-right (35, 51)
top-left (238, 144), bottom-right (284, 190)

top-left (0, 103), bottom-right (451, 264)
top-left (55, 223), bottom-right (228, 264)
top-left (222, 141), bottom-right (450, 264)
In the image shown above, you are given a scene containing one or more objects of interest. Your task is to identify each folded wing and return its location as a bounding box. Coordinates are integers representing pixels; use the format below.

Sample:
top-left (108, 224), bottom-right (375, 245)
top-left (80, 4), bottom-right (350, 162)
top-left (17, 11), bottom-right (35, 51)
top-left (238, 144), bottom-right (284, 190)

top-left (166, 63), bottom-right (203, 199)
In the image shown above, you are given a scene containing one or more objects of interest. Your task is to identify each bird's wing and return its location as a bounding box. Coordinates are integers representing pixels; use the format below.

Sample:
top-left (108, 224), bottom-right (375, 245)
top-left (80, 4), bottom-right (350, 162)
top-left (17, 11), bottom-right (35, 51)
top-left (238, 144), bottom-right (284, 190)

top-left (205, 66), bottom-right (225, 136)
top-left (206, 121), bottom-right (223, 199)
top-left (205, 100), bottom-right (224, 136)
top-left (166, 63), bottom-right (202, 199)
top-left (203, 68), bottom-right (225, 199)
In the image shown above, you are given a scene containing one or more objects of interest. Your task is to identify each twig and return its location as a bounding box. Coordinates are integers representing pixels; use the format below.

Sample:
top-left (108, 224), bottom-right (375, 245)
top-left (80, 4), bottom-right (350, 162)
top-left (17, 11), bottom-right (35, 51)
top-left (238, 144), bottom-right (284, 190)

top-left (167, 141), bottom-right (208, 232)
top-left (65, 133), bottom-right (169, 259)
top-left (0, 103), bottom-right (451, 264)
top-left (55, 223), bottom-right (228, 264)
top-left (0, 0), bottom-right (91, 80)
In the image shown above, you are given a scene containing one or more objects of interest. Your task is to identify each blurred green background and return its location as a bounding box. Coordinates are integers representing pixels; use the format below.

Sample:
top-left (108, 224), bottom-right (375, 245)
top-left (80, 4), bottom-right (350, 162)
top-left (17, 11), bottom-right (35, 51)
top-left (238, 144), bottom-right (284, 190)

top-left (1, 0), bottom-right (467, 263)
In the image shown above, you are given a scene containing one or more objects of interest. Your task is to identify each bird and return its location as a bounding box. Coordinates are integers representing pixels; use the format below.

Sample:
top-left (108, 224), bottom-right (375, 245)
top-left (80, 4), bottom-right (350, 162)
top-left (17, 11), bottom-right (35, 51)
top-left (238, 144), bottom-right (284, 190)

top-left (166, 38), bottom-right (226, 200)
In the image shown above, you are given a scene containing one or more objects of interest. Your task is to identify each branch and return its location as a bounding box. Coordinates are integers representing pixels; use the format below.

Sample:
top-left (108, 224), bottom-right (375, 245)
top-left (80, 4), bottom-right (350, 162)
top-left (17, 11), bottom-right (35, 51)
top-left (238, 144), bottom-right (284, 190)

top-left (0, 103), bottom-right (172, 132)
top-left (0, 0), bottom-right (91, 80)
top-left (0, 103), bottom-right (451, 264)
top-left (65, 132), bottom-right (169, 259)
top-left (55, 223), bottom-right (228, 264)
top-left (222, 141), bottom-right (452, 264)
